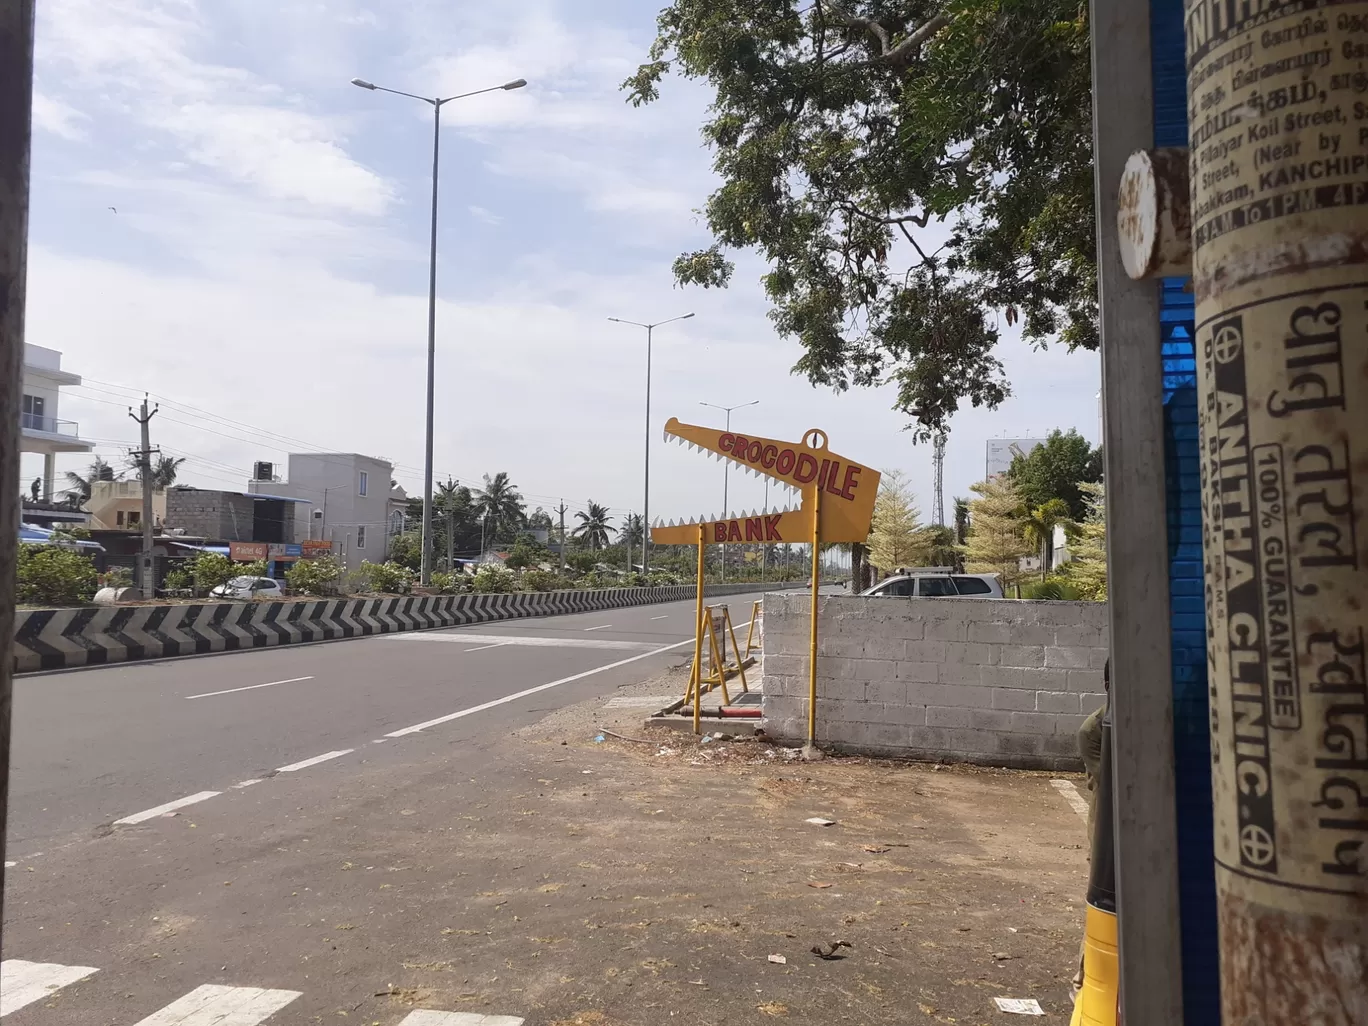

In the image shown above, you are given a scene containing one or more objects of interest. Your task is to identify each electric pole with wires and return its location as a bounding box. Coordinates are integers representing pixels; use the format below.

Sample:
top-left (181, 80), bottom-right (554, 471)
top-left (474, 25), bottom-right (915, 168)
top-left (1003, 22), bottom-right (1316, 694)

top-left (129, 397), bottom-right (159, 595)
top-left (556, 501), bottom-right (568, 573)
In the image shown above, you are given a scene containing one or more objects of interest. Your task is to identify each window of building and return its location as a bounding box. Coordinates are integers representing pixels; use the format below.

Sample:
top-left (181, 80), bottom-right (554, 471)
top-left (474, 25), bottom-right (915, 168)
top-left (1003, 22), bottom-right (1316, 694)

top-left (357, 525), bottom-right (367, 549)
top-left (358, 471), bottom-right (368, 496)
top-left (21, 394), bottom-right (44, 430)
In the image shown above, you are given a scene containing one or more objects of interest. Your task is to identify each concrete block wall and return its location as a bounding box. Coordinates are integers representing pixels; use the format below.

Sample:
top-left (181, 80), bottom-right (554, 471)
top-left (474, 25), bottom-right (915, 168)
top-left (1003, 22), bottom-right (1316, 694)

top-left (165, 489), bottom-right (260, 542)
top-left (760, 593), bottom-right (1108, 769)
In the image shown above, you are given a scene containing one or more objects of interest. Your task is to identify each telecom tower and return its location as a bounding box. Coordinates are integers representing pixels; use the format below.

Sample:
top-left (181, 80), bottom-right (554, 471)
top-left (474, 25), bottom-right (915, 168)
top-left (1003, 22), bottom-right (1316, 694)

top-left (932, 432), bottom-right (946, 526)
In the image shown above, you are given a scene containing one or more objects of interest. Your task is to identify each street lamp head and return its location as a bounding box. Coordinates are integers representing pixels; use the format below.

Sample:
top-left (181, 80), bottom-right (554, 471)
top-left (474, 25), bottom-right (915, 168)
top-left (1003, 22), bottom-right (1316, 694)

top-left (681, 312), bottom-right (696, 319)
top-left (350, 78), bottom-right (377, 90)
top-left (502, 78), bottom-right (528, 90)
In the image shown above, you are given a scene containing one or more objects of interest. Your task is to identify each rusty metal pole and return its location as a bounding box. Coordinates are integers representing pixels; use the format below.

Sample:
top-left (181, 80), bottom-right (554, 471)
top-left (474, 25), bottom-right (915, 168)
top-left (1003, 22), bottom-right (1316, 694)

top-left (1180, 3), bottom-right (1368, 1020)
top-left (0, 0), bottom-right (35, 951)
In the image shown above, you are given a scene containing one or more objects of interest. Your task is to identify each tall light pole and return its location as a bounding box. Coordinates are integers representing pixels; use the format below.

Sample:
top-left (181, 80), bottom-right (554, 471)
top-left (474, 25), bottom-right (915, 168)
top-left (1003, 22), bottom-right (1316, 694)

top-left (351, 74), bottom-right (527, 585)
top-left (607, 312), bottom-right (695, 574)
top-left (699, 400), bottom-right (759, 581)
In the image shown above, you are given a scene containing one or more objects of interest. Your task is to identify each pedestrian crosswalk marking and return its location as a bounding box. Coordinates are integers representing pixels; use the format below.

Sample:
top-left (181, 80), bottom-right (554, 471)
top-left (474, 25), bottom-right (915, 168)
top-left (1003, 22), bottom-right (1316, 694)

top-left (130, 984), bottom-right (301, 1025)
top-left (0, 959), bottom-right (99, 1016)
top-left (398, 1012), bottom-right (525, 1026)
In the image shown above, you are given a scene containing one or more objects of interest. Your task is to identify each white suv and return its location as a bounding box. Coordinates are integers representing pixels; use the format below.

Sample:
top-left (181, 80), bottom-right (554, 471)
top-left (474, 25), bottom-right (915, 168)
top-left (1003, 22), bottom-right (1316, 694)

top-left (859, 571), bottom-right (1002, 599)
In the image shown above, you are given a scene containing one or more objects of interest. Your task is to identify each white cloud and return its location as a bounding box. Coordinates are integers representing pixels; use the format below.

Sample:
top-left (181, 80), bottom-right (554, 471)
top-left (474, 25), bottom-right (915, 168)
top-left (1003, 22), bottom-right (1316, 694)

top-left (31, 92), bottom-right (88, 141)
top-left (468, 205), bottom-right (502, 225)
top-left (38, 0), bottom-right (391, 214)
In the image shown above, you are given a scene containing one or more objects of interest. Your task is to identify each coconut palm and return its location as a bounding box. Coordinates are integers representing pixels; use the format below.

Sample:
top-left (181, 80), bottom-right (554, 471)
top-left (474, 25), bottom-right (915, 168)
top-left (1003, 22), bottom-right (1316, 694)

top-left (63, 456), bottom-right (122, 506)
top-left (953, 497), bottom-right (971, 545)
top-left (1021, 498), bottom-right (1074, 578)
top-left (128, 454), bottom-right (186, 488)
top-left (619, 513), bottom-right (644, 554)
top-left (572, 502), bottom-right (615, 551)
top-left (473, 472), bottom-right (526, 541)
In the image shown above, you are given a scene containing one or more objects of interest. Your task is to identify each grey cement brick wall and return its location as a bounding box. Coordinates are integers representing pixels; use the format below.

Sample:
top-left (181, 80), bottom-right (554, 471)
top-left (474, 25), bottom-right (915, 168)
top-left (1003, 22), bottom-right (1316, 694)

top-left (760, 593), bottom-right (1108, 770)
top-left (166, 489), bottom-right (260, 542)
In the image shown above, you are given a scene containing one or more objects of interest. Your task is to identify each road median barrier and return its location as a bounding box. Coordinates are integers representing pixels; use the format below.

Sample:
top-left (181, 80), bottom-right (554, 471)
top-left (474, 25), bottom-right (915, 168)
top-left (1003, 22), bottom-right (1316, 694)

top-left (12, 583), bottom-right (792, 674)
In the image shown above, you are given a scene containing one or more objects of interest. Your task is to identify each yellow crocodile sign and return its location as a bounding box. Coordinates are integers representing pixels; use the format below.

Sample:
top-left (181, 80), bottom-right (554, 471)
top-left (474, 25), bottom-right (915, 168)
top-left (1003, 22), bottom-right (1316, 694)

top-left (649, 419), bottom-right (880, 545)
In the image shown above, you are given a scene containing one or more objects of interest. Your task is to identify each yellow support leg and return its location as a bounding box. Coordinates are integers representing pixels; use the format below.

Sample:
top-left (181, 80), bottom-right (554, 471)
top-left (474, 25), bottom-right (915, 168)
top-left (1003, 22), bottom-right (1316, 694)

top-left (692, 525), bottom-right (705, 735)
top-left (807, 485), bottom-right (821, 746)
top-left (725, 608), bottom-right (749, 693)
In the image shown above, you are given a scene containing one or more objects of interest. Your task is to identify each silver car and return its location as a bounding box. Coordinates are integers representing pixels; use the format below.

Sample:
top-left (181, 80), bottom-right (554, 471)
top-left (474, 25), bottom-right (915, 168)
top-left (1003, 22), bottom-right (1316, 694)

top-left (209, 576), bottom-right (285, 601)
top-left (859, 573), bottom-right (1002, 598)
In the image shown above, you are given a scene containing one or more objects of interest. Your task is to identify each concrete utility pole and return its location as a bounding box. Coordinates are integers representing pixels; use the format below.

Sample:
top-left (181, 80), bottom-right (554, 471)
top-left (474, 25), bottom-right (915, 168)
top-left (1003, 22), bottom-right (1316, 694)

top-left (556, 501), bottom-right (568, 573)
top-left (129, 398), bottom-right (159, 596)
top-left (1143, 5), bottom-right (1368, 1018)
top-left (0, 0), bottom-right (35, 942)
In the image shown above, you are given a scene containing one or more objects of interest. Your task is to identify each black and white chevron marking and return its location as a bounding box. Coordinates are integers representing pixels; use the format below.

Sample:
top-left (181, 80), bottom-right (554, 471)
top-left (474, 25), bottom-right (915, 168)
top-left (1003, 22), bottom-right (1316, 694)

top-left (12, 583), bottom-right (774, 673)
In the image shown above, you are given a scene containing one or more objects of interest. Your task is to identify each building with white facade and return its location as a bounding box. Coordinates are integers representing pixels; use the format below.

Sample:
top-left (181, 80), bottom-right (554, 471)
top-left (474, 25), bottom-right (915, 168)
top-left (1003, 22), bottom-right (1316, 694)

top-left (247, 453), bottom-right (393, 573)
top-left (20, 345), bottom-right (93, 501)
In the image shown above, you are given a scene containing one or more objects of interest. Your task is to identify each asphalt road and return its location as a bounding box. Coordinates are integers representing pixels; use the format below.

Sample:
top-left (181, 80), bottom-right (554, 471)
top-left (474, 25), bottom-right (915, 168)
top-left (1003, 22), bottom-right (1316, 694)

top-left (9, 591), bottom-right (770, 855)
top-left (3, 588), bottom-right (786, 1025)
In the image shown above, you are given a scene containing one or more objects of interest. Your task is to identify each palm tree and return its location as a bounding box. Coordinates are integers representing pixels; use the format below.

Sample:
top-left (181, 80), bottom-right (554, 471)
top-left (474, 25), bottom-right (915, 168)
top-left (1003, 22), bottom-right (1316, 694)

top-left (473, 472), bottom-right (526, 541)
top-left (953, 497), bottom-right (971, 545)
top-left (63, 456), bottom-right (122, 506)
top-left (619, 513), bottom-right (644, 554)
top-left (572, 502), bottom-right (615, 551)
top-left (1021, 498), bottom-right (1074, 578)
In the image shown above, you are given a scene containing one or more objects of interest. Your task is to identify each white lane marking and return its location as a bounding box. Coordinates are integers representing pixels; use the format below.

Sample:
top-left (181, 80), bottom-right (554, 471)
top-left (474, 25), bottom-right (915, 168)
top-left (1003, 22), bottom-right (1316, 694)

top-left (582, 624), bottom-right (612, 632)
top-left (462, 642), bottom-right (510, 653)
top-left (276, 750), bottom-right (353, 773)
top-left (185, 676), bottom-right (314, 701)
top-left (1, 959), bottom-right (99, 1015)
top-left (650, 615), bottom-right (669, 620)
top-left (2, 862), bottom-right (13, 869)
top-left (387, 633), bottom-right (655, 651)
top-left (115, 791), bottom-right (222, 826)
top-left (233, 779), bottom-right (262, 789)
top-left (1051, 779), bottom-right (1090, 821)
top-left (399, 1012), bottom-right (525, 1026)
top-left (386, 639), bottom-right (694, 738)
top-left (131, 983), bottom-right (301, 1026)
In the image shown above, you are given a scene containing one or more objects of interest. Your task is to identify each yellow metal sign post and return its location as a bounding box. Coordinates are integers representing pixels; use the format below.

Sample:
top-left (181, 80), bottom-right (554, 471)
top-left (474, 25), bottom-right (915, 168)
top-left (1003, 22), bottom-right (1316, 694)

top-left (652, 419), bottom-right (877, 745)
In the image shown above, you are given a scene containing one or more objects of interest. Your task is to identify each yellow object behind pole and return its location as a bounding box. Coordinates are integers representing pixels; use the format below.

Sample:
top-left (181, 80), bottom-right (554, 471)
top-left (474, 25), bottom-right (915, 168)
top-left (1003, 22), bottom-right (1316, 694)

top-left (1069, 904), bottom-right (1118, 1026)
top-left (692, 523), bottom-right (705, 735)
top-left (807, 484), bottom-right (821, 745)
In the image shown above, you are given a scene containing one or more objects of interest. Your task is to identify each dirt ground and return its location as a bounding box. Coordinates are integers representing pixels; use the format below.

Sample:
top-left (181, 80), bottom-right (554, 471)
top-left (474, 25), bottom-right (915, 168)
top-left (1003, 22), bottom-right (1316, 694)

top-left (446, 666), bottom-right (1095, 1025)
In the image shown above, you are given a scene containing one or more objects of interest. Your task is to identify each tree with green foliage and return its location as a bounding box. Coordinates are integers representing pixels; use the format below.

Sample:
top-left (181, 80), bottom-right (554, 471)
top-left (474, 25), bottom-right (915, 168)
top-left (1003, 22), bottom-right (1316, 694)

top-left (963, 476), bottom-right (1032, 592)
top-left (1007, 429), bottom-right (1100, 520)
top-left (127, 453), bottom-right (186, 488)
top-left (62, 456), bottom-right (122, 506)
top-left (573, 502), bottom-right (616, 551)
top-left (188, 552), bottom-right (240, 593)
top-left (388, 531), bottom-right (423, 571)
top-left (286, 554), bottom-right (342, 596)
top-left (471, 563), bottom-right (516, 594)
top-left (917, 524), bottom-right (961, 572)
top-left (626, 0), bottom-right (1094, 436)
top-left (565, 550), bottom-right (599, 576)
top-left (1062, 481), bottom-right (1107, 600)
top-left (867, 470), bottom-right (927, 572)
top-left (1019, 497), bottom-right (1074, 578)
top-left (953, 497), bottom-right (971, 545)
top-left (619, 513), bottom-right (644, 555)
top-left (357, 560), bottom-right (414, 594)
top-left (473, 472), bottom-right (526, 545)
top-left (504, 536), bottom-right (548, 571)
top-left (16, 544), bottom-right (99, 605)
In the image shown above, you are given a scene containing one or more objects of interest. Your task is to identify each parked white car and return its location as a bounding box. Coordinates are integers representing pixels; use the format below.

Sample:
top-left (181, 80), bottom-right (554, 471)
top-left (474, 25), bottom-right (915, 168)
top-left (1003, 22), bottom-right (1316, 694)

top-left (209, 576), bottom-right (285, 601)
top-left (859, 572), bottom-right (1003, 599)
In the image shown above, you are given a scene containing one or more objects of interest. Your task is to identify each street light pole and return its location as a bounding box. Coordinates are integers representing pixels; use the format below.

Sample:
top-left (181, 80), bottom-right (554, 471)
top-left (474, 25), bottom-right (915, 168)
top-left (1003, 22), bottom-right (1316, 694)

top-left (351, 75), bottom-right (526, 586)
top-left (608, 312), bottom-right (695, 575)
top-left (699, 399), bottom-right (759, 582)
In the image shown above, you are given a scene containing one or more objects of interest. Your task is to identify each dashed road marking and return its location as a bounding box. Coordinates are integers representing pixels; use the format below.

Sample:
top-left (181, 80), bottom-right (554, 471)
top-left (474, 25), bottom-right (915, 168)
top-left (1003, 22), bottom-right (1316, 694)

top-left (582, 624), bottom-right (612, 632)
top-left (386, 633), bottom-right (655, 651)
top-left (233, 779), bottom-right (261, 789)
top-left (1050, 779), bottom-right (1090, 821)
top-left (185, 676), bottom-right (314, 700)
top-left (0, 959), bottom-right (98, 1016)
top-left (650, 615), bottom-right (669, 620)
top-left (131, 984), bottom-right (301, 1025)
top-left (385, 639), bottom-right (694, 738)
top-left (115, 791), bottom-right (222, 826)
top-left (398, 1012), bottom-right (524, 1026)
top-left (276, 750), bottom-right (353, 773)
top-left (461, 642), bottom-right (510, 653)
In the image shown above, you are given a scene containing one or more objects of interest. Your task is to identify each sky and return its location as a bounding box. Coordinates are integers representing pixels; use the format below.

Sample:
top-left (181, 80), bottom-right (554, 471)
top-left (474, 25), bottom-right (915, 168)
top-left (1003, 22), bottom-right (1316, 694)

top-left (21, 0), bottom-right (1101, 530)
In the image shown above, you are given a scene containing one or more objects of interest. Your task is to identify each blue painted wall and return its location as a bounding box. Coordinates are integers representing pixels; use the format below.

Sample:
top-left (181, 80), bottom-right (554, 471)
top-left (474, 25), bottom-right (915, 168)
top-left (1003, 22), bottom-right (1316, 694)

top-left (1151, 0), bottom-right (1219, 1019)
